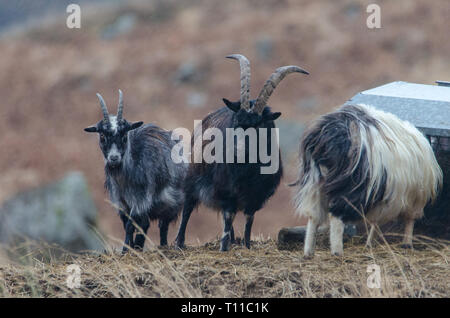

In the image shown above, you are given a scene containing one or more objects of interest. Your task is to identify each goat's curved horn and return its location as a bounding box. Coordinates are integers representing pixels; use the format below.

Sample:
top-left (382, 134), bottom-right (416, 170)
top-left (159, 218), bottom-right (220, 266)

top-left (96, 93), bottom-right (110, 123)
top-left (117, 89), bottom-right (124, 121)
top-left (253, 65), bottom-right (309, 115)
top-left (226, 54), bottom-right (251, 111)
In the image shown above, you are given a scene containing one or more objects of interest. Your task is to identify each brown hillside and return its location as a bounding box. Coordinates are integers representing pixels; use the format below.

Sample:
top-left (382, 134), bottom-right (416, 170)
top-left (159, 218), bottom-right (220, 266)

top-left (0, 0), bottom-right (449, 246)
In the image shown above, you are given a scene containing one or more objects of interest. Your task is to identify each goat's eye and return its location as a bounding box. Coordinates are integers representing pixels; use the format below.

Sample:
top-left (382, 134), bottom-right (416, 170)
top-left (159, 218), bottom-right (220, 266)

top-left (100, 133), bottom-right (106, 142)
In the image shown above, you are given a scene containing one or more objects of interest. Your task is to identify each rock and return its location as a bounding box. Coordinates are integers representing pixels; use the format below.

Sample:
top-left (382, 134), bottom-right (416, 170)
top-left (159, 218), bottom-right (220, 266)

top-left (0, 172), bottom-right (103, 254)
top-left (255, 36), bottom-right (274, 60)
top-left (297, 96), bottom-right (319, 111)
top-left (276, 119), bottom-right (305, 159)
top-left (342, 3), bottom-right (362, 19)
top-left (174, 61), bottom-right (204, 84)
top-left (186, 92), bottom-right (206, 108)
top-left (101, 13), bottom-right (137, 40)
top-left (278, 224), bottom-right (357, 250)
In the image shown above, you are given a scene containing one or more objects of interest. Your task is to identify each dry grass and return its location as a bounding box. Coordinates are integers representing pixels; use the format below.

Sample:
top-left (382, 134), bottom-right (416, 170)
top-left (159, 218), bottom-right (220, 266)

top-left (0, 235), bottom-right (448, 298)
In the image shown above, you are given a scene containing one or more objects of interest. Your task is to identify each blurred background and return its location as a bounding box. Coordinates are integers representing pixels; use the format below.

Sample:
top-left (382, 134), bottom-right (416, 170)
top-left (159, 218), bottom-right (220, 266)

top-left (0, 0), bottom-right (448, 253)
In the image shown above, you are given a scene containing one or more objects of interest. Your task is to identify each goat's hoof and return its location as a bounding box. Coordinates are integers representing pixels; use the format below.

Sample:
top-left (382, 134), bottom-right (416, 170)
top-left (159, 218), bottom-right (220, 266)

top-left (303, 253), bottom-right (314, 260)
top-left (331, 249), bottom-right (343, 256)
top-left (400, 244), bottom-right (413, 249)
top-left (220, 237), bottom-right (231, 251)
top-left (133, 241), bottom-right (144, 251)
top-left (175, 243), bottom-right (185, 250)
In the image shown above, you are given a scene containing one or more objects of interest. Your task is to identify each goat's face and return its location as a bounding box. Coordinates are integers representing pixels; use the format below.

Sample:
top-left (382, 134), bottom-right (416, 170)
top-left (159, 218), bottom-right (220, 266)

top-left (222, 98), bottom-right (281, 129)
top-left (85, 118), bottom-right (143, 168)
top-left (84, 90), bottom-right (143, 169)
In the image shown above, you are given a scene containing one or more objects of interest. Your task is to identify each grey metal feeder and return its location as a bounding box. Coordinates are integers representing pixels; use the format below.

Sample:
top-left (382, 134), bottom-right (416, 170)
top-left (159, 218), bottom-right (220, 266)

top-left (345, 81), bottom-right (450, 152)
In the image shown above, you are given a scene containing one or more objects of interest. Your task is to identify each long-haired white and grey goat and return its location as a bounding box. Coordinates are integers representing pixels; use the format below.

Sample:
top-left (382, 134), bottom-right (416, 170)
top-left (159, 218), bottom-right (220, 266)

top-left (292, 103), bottom-right (442, 257)
top-left (84, 90), bottom-right (187, 253)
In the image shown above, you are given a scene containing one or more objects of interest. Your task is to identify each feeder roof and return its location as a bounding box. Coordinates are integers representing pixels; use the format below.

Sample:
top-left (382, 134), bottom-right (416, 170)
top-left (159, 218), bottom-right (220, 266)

top-left (345, 81), bottom-right (450, 137)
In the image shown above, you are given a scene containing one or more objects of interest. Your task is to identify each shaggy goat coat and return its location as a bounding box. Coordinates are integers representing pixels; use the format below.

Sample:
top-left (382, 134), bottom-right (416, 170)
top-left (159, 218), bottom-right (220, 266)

top-left (105, 124), bottom-right (186, 221)
top-left (293, 104), bottom-right (442, 227)
top-left (185, 105), bottom-right (282, 213)
top-left (175, 54), bottom-right (308, 251)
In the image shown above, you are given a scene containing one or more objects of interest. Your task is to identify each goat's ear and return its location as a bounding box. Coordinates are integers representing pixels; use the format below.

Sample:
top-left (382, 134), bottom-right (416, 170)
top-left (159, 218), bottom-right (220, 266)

top-left (84, 126), bottom-right (98, 133)
top-left (263, 112), bottom-right (282, 121)
top-left (130, 121), bottom-right (144, 130)
top-left (223, 98), bottom-right (241, 112)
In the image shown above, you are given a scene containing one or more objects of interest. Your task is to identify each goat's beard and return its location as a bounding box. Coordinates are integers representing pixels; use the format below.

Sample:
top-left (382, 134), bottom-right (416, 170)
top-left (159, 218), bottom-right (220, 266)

top-left (105, 161), bottom-right (122, 172)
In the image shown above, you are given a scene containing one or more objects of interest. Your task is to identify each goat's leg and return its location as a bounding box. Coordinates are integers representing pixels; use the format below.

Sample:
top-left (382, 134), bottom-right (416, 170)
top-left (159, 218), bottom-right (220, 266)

top-left (175, 197), bottom-right (197, 249)
top-left (304, 218), bottom-right (319, 258)
top-left (304, 191), bottom-right (328, 258)
top-left (401, 218), bottom-right (415, 249)
top-left (243, 212), bottom-right (255, 249)
top-left (366, 224), bottom-right (376, 248)
top-left (230, 226), bottom-right (235, 244)
top-left (330, 214), bottom-right (345, 256)
top-left (134, 215), bottom-right (150, 251)
top-left (122, 219), bottom-right (135, 254)
top-left (220, 211), bottom-right (236, 252)
top-left (159, 218), bottom-right (170, 247)
top-left (119, 209), bottom-right (128, 230)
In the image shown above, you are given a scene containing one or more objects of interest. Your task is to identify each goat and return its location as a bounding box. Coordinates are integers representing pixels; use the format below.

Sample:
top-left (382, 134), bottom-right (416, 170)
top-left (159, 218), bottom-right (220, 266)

top-left (84, 90), bottom-right (187, 252)
top-left (175, 54), bottom-right (309, 251)
top-left (292, 103), bottom-right (443, 257)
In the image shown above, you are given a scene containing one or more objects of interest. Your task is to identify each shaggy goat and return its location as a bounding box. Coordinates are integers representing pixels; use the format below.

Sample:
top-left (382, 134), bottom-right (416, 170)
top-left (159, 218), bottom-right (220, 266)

top-left (84, 90), bottom-right (186, 252)
top-left (175, 54), bottom-right (309, 251)
top-left (292, 103), bottom-right (443, 257)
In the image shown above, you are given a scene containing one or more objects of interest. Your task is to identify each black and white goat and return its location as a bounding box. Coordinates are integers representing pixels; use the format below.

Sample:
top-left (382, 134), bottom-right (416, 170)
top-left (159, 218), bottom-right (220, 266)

top-left (84, 90), bottom-right (186, 252)
top-left (292, 104), bottom-right (443, 257)
top-left (175, 54), bottom-right (309, 251)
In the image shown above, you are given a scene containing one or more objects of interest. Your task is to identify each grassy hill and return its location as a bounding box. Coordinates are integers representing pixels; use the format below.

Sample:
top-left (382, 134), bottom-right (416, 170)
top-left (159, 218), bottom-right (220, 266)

top-left (1, 237), bottom-right (448, 297)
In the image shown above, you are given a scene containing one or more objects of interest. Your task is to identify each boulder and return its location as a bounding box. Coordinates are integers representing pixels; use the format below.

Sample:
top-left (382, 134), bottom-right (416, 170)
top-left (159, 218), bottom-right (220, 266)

top-left (0, 172), bottom-right (103, 254)
top-left (101, 13), bottom-right (137, 40)
top-left (186, 91), bottom-right (207, 108)
top-left (276, 119), bottom-right (305, 160)
top-left (278, 224), bottom-right (357, 250)
top-left (255, 36), bottom-right (274, 61)
top-left (174, 61), bottom-right (204, 84)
